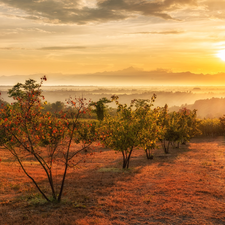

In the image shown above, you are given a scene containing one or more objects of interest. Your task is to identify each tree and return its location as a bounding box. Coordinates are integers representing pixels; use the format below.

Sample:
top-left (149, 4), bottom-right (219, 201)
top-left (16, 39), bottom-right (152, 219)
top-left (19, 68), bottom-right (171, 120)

top-left (8, 79), bottom-right (41, 98)
top-left (0, 77), bottom-right (93, 202)
top-left (159, 105), bottom-right (200, 153)
top-left (130, 96), bottom-right (162, 159)
top-left (100, 95), bottom-right (157, 168)
top-left (89, 97), bottom-right (111, 120)
top-left (158, 104), bottom-right (171, 154)
top-left (176, 108), bottom-right (199, 145)
top-left (138, 108), bottom-right (163, 159)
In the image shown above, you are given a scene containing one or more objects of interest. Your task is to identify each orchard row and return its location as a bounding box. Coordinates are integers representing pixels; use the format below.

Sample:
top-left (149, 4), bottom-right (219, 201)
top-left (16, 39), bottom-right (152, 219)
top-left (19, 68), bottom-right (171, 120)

top-left (0, 77), bottom-right (223, 203)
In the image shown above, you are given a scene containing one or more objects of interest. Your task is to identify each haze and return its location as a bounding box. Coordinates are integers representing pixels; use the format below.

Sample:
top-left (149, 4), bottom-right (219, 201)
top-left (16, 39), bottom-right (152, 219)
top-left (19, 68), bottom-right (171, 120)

top-left (1, 85), bottom-right (225, 118)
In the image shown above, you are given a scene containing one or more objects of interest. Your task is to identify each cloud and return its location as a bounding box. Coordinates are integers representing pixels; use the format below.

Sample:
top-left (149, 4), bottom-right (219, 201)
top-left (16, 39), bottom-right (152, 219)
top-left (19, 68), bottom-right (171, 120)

top-left (203, 0), bottom-right (225, 20)
top-left (0, 45), bottom-right (86, 51)
top-left (131, 30), bottom-right (184, 35)
top-left (0, 47), bottom-right (25, 50)
top-left (206, 0), bottom-right (225, 10)
top-left (0, 0), bottom-right (199, 24)
top-left (38, 46), bottom-right (86, 50)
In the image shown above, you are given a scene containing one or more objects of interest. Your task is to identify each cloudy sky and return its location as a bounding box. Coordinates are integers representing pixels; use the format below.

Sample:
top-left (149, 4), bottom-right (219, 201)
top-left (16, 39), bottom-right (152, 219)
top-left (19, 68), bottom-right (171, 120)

top-left (1, 0), bottom-right (225, 76)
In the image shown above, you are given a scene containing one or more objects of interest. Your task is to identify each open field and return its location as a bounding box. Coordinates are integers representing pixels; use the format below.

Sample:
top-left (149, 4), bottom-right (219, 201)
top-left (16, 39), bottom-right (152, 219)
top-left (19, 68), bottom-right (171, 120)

top-left (1, 137), bottom-right (225, 225)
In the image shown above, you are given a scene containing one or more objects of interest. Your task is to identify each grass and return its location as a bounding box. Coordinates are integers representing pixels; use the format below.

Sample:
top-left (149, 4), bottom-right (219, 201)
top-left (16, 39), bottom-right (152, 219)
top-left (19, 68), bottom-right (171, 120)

top-left (97, 167), bottom-right (132, 173)
top-left (1, 137), bottom-right (225, 224)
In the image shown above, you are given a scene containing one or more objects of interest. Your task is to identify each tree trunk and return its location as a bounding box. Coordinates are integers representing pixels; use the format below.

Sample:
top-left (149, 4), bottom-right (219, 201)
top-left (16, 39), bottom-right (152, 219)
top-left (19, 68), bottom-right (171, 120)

top-left (145, 149), bottom-right (154, 159)
top-left (122, 148), bottom-right (133, 169)
top-left (162, 140), bottom-right (170, 154)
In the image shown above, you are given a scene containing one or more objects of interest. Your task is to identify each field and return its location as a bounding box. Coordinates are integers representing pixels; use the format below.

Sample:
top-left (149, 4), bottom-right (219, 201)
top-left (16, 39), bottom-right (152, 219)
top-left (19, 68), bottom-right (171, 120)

top-left (1, 137), bottom-right (225, 225)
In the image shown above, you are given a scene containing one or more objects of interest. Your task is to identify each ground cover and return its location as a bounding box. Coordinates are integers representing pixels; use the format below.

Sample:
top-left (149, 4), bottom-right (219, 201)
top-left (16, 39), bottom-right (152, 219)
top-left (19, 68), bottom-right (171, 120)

top-left (1, 137), bottom-right (225, 225)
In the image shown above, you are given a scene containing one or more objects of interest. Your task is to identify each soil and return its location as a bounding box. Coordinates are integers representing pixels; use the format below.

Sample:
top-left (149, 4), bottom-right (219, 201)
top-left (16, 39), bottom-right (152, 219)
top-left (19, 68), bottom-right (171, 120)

top-left (1, 137), bottom-right (225, 225)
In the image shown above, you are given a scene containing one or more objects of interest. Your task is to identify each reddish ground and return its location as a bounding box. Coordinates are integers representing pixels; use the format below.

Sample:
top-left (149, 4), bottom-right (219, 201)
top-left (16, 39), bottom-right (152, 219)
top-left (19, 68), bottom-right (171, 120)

top-left (1, 137), bottom-right (225, 225)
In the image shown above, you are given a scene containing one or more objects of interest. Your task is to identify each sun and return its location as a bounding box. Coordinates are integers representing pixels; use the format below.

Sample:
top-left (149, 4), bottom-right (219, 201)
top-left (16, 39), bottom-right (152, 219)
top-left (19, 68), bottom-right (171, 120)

top-left (216, 50), bottom-right (225, 61)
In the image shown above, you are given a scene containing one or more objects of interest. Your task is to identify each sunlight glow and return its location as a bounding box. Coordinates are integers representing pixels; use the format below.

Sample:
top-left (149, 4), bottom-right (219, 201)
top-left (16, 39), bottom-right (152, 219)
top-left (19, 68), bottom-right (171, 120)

top-left (217, 50), bottom-right (225, 61)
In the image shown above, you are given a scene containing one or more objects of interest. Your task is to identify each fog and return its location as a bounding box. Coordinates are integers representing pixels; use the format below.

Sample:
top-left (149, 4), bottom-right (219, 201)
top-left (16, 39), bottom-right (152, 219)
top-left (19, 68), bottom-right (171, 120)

top-left (1, 85), bottom-right (225, 118)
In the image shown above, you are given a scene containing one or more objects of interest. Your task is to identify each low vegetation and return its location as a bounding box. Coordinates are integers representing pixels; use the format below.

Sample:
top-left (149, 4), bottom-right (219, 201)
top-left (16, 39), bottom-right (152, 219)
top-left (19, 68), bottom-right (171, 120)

top-left (1, 77), bottom-right (225, 224)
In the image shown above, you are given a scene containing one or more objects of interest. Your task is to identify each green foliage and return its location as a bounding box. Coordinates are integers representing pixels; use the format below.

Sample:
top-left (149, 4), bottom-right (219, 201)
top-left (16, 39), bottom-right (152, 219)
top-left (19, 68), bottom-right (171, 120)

top-left (42, 101), bottom-right (65, 116)
top-left (74, 121), bottom-right (99, 148)
top-left (198, 118), bottom-right (224, 136)
top-left (100, 94), bottom-right (159, 168)
top-left (159, 106), bottom-right (200, 153)
top-left (90, 97), bottom-right (111, 120)
top-left (7, 78), bottom-right (44, 99)
top-left (134, 96), bottom-right (163, 159)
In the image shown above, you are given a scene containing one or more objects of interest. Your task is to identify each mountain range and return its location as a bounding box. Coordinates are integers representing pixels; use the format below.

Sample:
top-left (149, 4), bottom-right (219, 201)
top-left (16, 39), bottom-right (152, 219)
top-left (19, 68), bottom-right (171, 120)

top-left (0, 67), bottom-right (225, 86)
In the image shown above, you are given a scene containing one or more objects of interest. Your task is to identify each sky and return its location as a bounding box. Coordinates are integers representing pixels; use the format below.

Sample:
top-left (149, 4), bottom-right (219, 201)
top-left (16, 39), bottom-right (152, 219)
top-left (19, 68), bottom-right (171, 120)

top-left (1, 0), bottom-right (225, 76)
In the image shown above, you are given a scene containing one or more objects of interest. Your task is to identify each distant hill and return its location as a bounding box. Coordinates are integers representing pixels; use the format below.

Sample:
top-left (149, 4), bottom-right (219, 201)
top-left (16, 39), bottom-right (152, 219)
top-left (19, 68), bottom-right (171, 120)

top-left (169, 98), bottom-right (225, 118)
top-left (1, 68), bottom-right (225, 86)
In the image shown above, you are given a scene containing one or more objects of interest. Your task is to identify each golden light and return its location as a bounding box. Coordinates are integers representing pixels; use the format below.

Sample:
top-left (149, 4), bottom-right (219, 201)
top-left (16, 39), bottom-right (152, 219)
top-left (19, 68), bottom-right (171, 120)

top-left (216, 49), bottom-right (225, 61)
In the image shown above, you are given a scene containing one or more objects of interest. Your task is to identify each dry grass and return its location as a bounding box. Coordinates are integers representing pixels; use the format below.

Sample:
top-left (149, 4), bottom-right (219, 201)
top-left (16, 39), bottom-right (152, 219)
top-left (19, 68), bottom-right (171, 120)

top-left (1, 137), bottom-right (225, 225)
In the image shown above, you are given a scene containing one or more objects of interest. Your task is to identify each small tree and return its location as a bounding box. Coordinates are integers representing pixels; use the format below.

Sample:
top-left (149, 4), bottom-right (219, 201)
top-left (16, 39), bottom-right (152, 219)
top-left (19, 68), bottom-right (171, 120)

top-left (159, 105), bottom-right (199, 153)
top-left (138, 108), bottom-right (163, 159)
top-left (131, 96), bottom-right (162, 159)
top-left (158, 104), bottom-right (171, 154)
top-left (178, 108), bottom-right (200, 144)
top-left (100, 95), bottom-right (157, 168)
top-left (0, 77), bottom-right (93, 202)
top-left (90, 97), bottom-right (111, 120)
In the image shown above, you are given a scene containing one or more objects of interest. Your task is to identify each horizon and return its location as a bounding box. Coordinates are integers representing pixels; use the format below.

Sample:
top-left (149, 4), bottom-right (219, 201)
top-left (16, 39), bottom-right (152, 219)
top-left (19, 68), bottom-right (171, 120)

top-left (2, 67), bottom-right (225, 86)
top-left (2, 66), bottom-right (225, 77)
